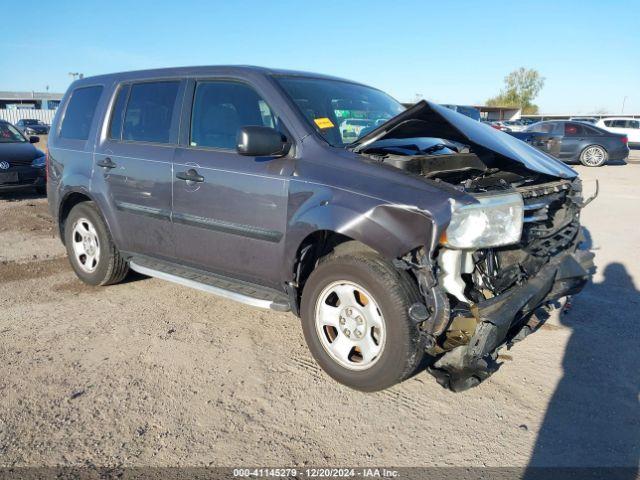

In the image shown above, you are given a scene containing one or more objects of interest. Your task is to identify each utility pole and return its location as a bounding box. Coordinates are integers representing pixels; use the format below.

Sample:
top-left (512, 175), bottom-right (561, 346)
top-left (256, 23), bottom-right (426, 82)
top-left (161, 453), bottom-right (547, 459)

top-left (622, 96), bottom-right (628, 114)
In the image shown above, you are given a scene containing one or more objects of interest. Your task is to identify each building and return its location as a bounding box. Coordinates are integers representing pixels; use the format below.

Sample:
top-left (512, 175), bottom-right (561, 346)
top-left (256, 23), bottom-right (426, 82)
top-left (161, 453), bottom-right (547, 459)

top-left (0, 91), bottom-right (63, 110)
top-left (474, 105), bottom-right (521, 121)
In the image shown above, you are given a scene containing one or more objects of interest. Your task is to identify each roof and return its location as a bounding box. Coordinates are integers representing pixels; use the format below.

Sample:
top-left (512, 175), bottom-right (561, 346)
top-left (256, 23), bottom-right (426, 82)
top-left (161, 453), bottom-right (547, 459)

top-left (73, 65), bottom-right (364, 86)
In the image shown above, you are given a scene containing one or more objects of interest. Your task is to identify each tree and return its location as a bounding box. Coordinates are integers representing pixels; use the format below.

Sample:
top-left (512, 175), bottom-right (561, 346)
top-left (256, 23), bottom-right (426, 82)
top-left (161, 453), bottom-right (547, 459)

top-left (486, 68), bottom-right (545, 114)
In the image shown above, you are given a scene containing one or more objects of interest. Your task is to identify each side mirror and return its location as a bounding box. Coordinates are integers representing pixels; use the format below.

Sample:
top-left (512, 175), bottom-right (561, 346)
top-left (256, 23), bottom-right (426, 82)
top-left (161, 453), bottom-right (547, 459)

top-left (29, 136), bottom-right (40, 144)
top-left (236, 126), bottom-right (288, 157)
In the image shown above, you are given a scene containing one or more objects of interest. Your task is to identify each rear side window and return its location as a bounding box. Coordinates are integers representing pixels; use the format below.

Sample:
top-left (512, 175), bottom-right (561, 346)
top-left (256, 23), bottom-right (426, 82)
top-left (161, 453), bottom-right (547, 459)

top-left (108, 85), bottom-right (130, 140)
top-left (190, 81), bottom-right (276, 149)
top-left (564, 123), bottom-right (587, 136)
top-left (59, 86), bottom-right (103, 140)
top-left (584, 125), bottom-right (602, 135)
top-left (122, 81), bottom-right (179, 143)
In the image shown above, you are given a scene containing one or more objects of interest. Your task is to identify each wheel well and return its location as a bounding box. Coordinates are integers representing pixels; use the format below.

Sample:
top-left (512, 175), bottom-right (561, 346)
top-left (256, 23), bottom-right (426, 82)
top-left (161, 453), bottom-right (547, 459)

top-left (290, 231), bottom-right (376, 314)
top-left (58, 192), bottom-right (92, 243)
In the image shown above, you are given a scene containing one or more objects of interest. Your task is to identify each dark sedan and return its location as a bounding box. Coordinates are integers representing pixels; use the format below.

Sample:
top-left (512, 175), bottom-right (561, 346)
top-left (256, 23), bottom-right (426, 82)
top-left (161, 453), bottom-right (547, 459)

top-left (510, 120), bottom-right (629, 167)
top-left (15, 118), bottom-right (50, 135)
top-left (0, 120), bottom-right (47, 194)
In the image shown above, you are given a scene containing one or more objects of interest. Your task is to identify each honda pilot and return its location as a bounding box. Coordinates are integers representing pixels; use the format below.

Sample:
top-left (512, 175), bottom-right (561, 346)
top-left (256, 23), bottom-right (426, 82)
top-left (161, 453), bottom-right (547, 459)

top-left (47, 66), bottom-right (594, 392)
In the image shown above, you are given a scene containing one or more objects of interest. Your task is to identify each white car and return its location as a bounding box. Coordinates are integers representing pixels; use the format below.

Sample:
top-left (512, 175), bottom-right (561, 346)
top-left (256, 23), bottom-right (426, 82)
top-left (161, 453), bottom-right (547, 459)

top-left (596, 118), bottom-right (640, 147)
top-left (502, 120), bottom-right (527, 132)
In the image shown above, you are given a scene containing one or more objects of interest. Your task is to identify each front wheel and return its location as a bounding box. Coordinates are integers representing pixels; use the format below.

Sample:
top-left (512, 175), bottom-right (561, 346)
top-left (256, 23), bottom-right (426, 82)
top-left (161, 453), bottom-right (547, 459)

top-left (300, 245), bottom-right (425, 391)
top-left (580, 145), bottom-right (607, 167)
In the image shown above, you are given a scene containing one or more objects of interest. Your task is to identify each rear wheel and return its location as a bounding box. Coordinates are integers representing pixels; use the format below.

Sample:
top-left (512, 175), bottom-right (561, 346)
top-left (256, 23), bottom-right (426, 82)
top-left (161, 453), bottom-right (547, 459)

top-left (300, 245), bottom-right (425, 391)
top-left (64, 202), bottom-right (129, 286)
top-left (580, 145), bottom-right (607, 167)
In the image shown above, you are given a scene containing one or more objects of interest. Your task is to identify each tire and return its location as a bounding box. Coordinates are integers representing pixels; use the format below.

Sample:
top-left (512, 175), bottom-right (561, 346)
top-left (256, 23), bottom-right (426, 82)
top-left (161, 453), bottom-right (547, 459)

top-left (63, 202), bottom-right (129, 286)
top-left (35, 185), bottom-right (46, 196)
top-left (580, 145), bottom-right (608, 167)
top-left (300, 244), bottom-right (425, 391)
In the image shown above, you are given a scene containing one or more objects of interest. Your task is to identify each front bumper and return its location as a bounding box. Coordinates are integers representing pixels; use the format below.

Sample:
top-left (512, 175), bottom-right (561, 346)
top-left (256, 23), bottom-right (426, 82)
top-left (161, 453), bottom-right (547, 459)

top-left (0, 165), bottom-right (45, 192)
top-left (428, 244), bottom-right (594, 392)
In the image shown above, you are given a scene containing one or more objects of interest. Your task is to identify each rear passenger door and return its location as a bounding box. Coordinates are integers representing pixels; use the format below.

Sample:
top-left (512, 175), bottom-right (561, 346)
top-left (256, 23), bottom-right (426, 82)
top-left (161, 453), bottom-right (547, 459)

top-left (93, 80), bottom-right (185, 259)
top-left (172, 79), bottom-right (294, 288)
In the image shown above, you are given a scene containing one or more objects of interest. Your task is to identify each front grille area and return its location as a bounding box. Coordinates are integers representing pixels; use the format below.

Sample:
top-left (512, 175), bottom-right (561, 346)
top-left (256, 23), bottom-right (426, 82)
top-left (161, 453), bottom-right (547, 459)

top-left (518, 179), bottom-right (581, 256)
top-left (4, 157), bottom-right (36, 167)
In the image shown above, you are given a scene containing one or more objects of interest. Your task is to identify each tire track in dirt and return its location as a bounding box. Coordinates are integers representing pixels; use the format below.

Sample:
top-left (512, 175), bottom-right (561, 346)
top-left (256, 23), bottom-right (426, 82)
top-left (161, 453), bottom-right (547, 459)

top-left (0, 257), bottom-right (69, 283)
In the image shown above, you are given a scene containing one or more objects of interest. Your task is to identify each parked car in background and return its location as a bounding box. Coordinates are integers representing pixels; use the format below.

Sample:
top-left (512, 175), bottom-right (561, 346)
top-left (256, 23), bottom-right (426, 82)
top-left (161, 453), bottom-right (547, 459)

top-left (510, 120), bottom-right (629, 166)
top-left (0, 120), bottom-right (46, 194)
top-left (15, 118), bottom-right (50, 135)
top-left (596, 118), bottom-right (640, 147)
top-left (570, 117), bottom-right (598, 124)
top-left (47, 66), bottom-right (593, 392)
top-left (519, 118), bottom-right (538, 126)
top-left (487, 120), bottom-right (512, 132)
top-left (441, 104), bottom-right (481, 121)
top-left (502, 120), bottom-right (526, 132)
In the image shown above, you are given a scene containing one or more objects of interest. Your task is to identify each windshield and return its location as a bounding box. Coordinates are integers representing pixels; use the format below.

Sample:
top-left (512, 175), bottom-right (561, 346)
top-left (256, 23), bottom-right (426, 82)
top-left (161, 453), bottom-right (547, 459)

top-left (275, 76), bottom-right (405, 147)
top-left (0, 123), bottom-right (27, 143)
top-left (22, 119), bottom-right (41, 125)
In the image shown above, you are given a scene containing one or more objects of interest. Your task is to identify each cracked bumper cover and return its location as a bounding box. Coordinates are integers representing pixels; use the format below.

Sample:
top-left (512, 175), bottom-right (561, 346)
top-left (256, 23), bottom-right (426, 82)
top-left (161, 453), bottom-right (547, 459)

top-left (429, 247), bottom-right (595, 392)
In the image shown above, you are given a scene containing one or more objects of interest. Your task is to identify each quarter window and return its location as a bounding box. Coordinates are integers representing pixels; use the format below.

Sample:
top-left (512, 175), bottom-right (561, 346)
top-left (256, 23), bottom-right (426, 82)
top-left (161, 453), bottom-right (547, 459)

top-left (122, 81), bottom-right (179, 143)
top-left (190, 81), bottom-right (276, 149)
top-left (59, 86), bottom-right (104, 140)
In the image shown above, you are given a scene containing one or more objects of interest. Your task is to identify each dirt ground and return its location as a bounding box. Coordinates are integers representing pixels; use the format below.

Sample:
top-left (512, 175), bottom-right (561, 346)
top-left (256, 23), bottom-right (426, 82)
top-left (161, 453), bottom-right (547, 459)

top-left (0, 152), bottom-right (639, 469)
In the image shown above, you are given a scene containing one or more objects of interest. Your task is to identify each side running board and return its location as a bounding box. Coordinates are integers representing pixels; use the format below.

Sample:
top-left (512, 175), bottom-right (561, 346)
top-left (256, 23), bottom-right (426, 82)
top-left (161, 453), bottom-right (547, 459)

top-left (129, 256), bottom-right (291, 312)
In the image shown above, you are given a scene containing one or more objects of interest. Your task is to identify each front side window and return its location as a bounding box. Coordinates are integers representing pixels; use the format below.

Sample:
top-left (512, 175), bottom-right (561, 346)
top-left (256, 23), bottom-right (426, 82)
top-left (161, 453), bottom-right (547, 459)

top-left (527, 122), bottom-right (558, 134)
top-left (275, 76), bottom-right (404, 147)
top-left (0, 123), bottom-right (27, 143)
top-left (190, 81), bottom-right (276, 149)
top-left (59, 86), bottom-right (104, 140)
top-left (122, 81), bottom-right (179, 143)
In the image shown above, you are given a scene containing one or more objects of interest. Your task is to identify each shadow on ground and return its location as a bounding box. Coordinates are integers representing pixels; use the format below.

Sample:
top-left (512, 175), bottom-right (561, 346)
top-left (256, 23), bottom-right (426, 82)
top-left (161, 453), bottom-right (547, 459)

top-left (0, 190), bottom-right (46, 202)
top-left (525, 258), bottom-right (640, 477)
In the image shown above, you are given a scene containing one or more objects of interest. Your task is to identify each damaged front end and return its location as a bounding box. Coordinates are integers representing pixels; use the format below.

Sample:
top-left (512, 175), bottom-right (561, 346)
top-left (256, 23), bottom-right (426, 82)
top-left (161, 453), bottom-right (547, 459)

top-left (402, 178), bottom-right (596, 392)
top-left (356, 101), bottom-right (596, 391)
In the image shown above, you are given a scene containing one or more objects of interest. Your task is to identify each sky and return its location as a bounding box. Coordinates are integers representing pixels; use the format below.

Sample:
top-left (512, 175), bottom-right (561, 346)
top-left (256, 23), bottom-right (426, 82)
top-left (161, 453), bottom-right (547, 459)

top-left (2, 0), bottom-right (638, 114)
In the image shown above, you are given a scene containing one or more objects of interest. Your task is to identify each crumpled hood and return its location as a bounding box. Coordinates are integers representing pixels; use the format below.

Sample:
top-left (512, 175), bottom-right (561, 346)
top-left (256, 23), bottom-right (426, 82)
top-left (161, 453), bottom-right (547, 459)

top-left (349, 100), bottom-right (577, 179)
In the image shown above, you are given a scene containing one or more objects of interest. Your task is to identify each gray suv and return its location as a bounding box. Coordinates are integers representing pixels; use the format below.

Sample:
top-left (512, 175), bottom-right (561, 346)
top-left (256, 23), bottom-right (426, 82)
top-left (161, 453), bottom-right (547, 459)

top-left (47, 66), bottom-right (594, 392)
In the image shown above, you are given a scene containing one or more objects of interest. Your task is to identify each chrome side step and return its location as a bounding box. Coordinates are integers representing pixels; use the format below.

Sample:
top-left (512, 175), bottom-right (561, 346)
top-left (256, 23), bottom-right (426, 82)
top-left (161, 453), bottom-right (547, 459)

top-left (129, 260), bottom-right (291, 312)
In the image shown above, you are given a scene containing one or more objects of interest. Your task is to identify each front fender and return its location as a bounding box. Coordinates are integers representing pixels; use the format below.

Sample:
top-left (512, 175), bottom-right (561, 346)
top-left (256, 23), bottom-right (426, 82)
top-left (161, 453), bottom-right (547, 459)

top-left (283, 181), bottom-right (446, 280)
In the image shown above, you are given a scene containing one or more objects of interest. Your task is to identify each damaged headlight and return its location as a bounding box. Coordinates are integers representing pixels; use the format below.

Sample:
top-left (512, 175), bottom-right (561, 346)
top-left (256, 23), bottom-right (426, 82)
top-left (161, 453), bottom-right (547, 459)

top-left (444, 192), bottom-right (524, 249)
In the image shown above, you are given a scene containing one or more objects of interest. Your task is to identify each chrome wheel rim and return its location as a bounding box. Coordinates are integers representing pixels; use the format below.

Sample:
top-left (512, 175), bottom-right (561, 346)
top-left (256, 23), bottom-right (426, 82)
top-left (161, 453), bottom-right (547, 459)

top-left (583, 146), bottom-right (605, 166)
top-left (71, 217), bottom-right (100, 273)
top-left (314, 281), bottom-right (386, 371)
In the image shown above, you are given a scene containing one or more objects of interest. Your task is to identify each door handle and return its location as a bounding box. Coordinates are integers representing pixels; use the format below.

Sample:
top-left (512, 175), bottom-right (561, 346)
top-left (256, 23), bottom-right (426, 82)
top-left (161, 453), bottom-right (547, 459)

top-left (176, 168), bottom-right (204, 183)
top-left (97, 157), bottom-right (117, 169)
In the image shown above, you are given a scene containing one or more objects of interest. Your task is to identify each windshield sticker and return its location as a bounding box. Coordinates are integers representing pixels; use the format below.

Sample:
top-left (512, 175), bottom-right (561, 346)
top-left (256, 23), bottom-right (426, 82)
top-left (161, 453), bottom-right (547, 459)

top-left (314, 118), bottom-right (335, 129)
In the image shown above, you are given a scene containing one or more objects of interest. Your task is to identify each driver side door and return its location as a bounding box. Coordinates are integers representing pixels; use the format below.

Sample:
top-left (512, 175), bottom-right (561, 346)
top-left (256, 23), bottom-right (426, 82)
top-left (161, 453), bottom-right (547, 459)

top-left (172, 79), bottom-right (294, 288)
